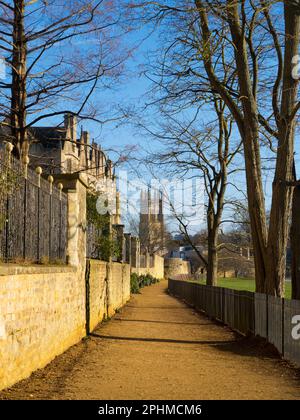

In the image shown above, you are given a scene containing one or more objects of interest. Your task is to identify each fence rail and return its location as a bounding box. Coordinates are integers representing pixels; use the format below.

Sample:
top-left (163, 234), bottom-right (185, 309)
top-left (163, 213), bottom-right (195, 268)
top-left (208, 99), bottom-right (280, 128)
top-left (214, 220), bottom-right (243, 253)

top-left (168, 278), bottom-right (300, 367)
top-left (0, 150), bottom-right (68, 263)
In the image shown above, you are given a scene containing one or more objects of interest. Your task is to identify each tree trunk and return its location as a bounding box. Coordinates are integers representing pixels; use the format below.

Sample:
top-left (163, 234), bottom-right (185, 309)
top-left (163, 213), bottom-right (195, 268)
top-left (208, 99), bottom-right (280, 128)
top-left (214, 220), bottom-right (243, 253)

top-left (196, 0), bottom-right (299, 295)
top-left (265, 1), bottom-right (300, 296)
top-left (226, 2), bottom-right (268, 293)
top-left (242, 131), bottom-right (268, 293)
top-left (207, 236), bottom-right (218, 286)
top-left (206, 207), bottom-right (218, 286)
top-left (291, 185), bottom-right (300, 300)
top-left (11, 0), bottom-right (28, 159)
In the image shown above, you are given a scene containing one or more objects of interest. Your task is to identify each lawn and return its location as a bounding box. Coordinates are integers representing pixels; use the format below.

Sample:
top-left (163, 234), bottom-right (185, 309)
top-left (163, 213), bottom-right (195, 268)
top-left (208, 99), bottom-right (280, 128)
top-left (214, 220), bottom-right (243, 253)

top-left (196, 277), bottom-right (292, 299)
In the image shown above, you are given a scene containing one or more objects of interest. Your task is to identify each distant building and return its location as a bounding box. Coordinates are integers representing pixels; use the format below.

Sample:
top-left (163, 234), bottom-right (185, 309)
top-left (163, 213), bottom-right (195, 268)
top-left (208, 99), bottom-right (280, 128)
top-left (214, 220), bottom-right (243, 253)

top-left (169, 245), bottom-right (204, 260)
top-left (139, 189), bottom-right (165, 254)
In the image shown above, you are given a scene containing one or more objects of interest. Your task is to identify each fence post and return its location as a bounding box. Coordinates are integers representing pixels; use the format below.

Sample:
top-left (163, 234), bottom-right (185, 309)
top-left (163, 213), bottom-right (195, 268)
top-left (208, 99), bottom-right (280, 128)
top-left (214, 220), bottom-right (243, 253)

top-left (130, 237), bottom-right (140, 273)
top-left (253, 293), bottom-right (256, 335)
top-left (35, 166), bottom-right (42, 262)
top-left (266, 293), bottom-right (269, 341)
top-left (48, 175), bottom-right (54, 261)
top-left (53, 174), bottom-right (87, 268)
top-left (222, 287), bottom-right (225, 323)
top-left (282, 298), bottom-right (285, 358)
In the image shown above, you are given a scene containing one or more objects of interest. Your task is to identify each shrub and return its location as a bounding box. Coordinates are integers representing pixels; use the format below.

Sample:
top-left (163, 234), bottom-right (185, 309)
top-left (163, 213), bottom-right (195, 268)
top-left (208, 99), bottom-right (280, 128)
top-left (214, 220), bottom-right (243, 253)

top-left (130, 273), bottom-right (140, 294)
top-left (130, 273), bottom-right (160, 294)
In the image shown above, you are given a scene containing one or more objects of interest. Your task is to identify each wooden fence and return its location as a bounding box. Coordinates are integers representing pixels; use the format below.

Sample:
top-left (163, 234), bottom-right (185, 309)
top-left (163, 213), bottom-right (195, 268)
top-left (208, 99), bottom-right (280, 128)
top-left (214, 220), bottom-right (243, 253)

top-left (168, 278), bottom-right (300, 367)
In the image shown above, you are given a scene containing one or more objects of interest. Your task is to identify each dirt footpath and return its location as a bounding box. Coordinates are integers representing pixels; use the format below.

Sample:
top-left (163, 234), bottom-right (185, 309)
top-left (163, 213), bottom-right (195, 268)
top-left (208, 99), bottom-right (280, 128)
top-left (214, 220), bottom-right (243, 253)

top-left (1, 280), bottom-right (300, 400)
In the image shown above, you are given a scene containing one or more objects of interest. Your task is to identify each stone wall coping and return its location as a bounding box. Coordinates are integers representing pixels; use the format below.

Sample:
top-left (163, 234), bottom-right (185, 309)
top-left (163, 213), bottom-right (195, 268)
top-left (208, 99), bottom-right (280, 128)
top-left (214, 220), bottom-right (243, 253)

top-left (52, 172), bottom-right (89, 190)
top-left (0, 264), bottom-right (77, 276)
top-left (164, 257), bottom-right (189, 263)
top-left (88, 259), bottom-right (130, 267)
top-left (88, 259), bottom-right (107, 266)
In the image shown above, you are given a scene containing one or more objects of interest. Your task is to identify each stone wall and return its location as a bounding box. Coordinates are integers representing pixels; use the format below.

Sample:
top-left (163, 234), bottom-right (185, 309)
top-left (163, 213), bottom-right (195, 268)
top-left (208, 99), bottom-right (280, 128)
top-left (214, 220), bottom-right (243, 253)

top-left (0, 260), bottom-right (131, 391)
top-left (109, 263), bottom-right (131, 316)
top-left (133, 254), bottom-right (165, 279)
top-left (164, 258), bottom-right (191, 279)
top-left (87, 260), bottom-right (130, 329)
top-left (0, 172), bottom-right (132, 391)
top-left (87, 260), bottom-right (107, 332)
top-left (0, 266), bottom-right (85, 391)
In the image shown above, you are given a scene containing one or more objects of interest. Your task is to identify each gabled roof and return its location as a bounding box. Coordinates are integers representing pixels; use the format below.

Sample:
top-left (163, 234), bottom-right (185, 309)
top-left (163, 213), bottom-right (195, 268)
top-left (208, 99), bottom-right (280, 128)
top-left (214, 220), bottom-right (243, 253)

top-left (0, 122), bottom-right (69, 150)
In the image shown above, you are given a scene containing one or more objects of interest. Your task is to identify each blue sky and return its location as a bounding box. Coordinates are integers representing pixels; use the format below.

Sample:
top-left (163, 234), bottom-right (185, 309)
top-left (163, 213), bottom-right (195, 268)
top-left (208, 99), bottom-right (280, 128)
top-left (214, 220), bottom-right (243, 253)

top-left (79, 21), bottom-right (300, 235)
top-left (5, 1), bottom-right (298, 236)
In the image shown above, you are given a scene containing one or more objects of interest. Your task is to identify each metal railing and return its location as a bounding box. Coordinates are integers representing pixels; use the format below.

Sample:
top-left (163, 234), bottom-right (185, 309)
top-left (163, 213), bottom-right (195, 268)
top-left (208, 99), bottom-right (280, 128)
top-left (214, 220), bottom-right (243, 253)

top-left (0, 149), bottom-right (68, 263)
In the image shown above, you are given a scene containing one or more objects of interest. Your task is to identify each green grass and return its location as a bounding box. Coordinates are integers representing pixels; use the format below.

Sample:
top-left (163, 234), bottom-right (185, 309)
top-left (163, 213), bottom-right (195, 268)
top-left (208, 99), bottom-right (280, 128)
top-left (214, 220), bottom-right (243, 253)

top-left (195, 277), bottom-right (292, 299)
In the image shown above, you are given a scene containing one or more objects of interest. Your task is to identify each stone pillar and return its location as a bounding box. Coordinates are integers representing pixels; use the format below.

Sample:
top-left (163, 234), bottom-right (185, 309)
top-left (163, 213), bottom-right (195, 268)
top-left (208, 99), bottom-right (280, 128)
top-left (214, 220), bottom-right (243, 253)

top-left (53, 174), bottom-right (88, 268)
top-left (115, 192), bottom-right (121, 225)
top-left (124, 233), bottom-right (131, 265)
top-left (53, 173), bottom-right (89, 336)
top-left (145, 251), bottom-right (150, 269)
top-left (114, 224), bottom-right (125, 263)
top-left (131, 237), bottom-right (140, 270)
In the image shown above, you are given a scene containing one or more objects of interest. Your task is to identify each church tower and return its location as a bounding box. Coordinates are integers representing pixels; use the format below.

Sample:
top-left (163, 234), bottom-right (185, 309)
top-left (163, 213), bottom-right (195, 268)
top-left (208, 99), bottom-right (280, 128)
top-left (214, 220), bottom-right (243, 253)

top-left (139, 188), bottom-right (164, 254)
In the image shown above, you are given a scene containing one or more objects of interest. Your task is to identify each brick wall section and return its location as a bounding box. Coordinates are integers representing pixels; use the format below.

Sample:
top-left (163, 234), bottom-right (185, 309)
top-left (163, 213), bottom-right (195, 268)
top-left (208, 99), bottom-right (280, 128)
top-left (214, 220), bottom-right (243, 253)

top-left (0, 261), bottom-right (131, 391)
top-left (122, 264), bottom-right (131, 306)
top-left (132, 255), bottom-right (164, 279)
top-left (108, 263), bottom-right (122, 317)
top-left (0, 266), bottom-right (85, 391)
top-left (88, 260), bottom-right (107, 332)
top-left (0, 173), bottom-right (132, 391)
top-left (87, 260), bottom-right (130, 328)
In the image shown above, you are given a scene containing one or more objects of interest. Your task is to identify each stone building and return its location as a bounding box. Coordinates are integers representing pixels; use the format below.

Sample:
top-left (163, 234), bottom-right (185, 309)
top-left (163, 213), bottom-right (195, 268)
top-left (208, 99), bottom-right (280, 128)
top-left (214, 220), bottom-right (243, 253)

top-left (0, 113), bottom-right (120, 223)
top-left (0, 114), bottom-right (113, 189)
top-left (139, 189), bottom-right (165, 254)
top-left (28, 114), bottom-right (113, 190)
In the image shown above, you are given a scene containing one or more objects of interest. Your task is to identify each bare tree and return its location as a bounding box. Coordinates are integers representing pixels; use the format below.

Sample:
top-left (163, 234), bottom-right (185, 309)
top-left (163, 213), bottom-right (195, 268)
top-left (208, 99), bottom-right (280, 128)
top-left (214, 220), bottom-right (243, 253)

top-left (193, 0), bottom-right (300, 296)
top-left (0, 0), bottom-right (128, 158)
top-left (140, 95), bottom-right (241, 285)
top-left (131, 0), bottom-right (300, 295)
top-left (130, 4), bottom-right (242, 286)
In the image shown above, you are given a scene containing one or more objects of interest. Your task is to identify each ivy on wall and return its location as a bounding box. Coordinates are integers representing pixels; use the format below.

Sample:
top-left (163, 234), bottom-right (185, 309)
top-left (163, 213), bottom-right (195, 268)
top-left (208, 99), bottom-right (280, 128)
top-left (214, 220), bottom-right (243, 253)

top-left (86, 193), bottom-right (121, 262)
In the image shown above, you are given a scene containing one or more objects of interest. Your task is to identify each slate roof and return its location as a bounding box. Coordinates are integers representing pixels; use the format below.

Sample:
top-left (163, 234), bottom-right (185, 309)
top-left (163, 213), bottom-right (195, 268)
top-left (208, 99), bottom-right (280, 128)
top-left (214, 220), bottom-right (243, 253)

top-left (0, 122), bottom-right (69, 149)
top-left (29, 127), bottom-right (68, 149)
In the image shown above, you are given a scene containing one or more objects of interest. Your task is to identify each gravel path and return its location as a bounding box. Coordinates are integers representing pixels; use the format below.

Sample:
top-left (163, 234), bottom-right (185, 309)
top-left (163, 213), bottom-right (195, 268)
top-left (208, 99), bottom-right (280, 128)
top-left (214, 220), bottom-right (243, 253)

top-left (1, 280), bottom-right (300, 400)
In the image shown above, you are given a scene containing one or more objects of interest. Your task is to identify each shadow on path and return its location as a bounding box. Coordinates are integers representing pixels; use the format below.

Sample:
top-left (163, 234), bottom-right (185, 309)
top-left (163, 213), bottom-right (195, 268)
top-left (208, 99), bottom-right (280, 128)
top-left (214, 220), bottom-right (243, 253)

top-left (90, 332), bottom-right (236, 346)
top-left (1, 280), bottom-right (299, 400)
top-left (113, 318), bottom-right (215, 326)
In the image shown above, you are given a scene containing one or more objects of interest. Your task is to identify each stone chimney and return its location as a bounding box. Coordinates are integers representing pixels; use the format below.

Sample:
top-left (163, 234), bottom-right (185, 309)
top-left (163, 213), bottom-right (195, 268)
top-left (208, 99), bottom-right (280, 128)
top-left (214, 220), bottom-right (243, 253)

top-left (105, 159), bottom-right (113, 178)
top-left (82, 131), bottom-right (90, 169)
top-left (82, 131), bottom-right (90, 145)
top-left (115, 191), bottom-right (121, 224)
